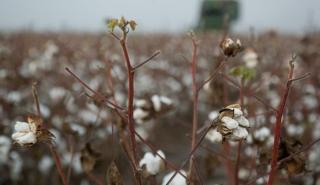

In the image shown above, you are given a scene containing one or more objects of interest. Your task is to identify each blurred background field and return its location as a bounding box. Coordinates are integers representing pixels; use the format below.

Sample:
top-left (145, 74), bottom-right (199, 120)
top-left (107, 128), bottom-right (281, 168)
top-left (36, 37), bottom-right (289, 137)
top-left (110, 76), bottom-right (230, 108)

top-left (1, 1), bottom-right (320, 185)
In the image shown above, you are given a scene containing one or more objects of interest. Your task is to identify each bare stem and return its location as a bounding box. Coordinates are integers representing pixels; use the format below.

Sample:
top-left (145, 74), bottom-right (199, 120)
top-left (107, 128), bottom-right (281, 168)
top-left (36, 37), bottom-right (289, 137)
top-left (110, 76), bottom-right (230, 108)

top-left (32, 84), bottom-right (68, 185)
top-left (266, 57), bottom-right (296, 185)
top-left (189, 35), bottom-right (199, 183)
top-left (65, 67), bottom-right (125, 111)
top-left (49, 146), bottom-right (68, 185)
top-left (132, 50), bottom-right (161, 71)
top-left (119, 33), bottom-right (141, 184)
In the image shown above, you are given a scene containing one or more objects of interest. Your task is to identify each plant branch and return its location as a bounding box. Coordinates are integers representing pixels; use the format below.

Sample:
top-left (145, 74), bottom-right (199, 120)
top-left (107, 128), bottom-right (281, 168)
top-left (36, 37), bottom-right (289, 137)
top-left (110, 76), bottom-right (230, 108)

top-left (266, 56), bottom-right (299, 185)
top-left (65, 67), bottom-right (125, 111)
top-left (32, 83), bottom-right (68, 185)
top-left (132, 50), bottom-right (161, 71)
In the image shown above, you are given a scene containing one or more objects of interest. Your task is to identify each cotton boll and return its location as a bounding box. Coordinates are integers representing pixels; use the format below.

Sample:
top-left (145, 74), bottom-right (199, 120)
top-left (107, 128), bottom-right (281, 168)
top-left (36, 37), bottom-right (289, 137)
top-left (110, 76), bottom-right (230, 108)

top-left (236, 116), bottom-right (250, 128)
top-left (208, 111), bottom-right (219, 121)
top-left (231, 127), bottom-right (248, 140)
top-left (12, 121), bottom-right (37, 146)
top-left (139, 150), bottom-right (166, 176)
top-left (162, 170), bottom-right (187, 185)
top-left (221, 117), bottom-right (239, 129)
top-left (206, 129), bottom-right (223, 143)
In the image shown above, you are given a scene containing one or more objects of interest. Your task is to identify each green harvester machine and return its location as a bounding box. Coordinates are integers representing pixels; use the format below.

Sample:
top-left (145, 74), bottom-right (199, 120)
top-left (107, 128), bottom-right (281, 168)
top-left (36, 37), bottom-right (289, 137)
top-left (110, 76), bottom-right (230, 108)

top-left (197, 0), bottom-right (239, 31)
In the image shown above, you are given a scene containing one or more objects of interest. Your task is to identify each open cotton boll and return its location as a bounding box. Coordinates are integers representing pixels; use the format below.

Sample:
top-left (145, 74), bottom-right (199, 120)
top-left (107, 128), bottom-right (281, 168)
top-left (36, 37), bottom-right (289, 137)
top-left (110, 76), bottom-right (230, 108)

top-left (231, 127), bottom-right (248, 140)
top-left (162, 170), bottom-right (187, 185)
top-left (139, 150), bottom-right (165, 176)
top-left (221, 117), bottom-right (239, 129)
top-left (236, 116), bottom-right (250, 128)
top-left (206, 129), bottom-right (223, 143)
top-left (12, 121), bottom-right (38, 145)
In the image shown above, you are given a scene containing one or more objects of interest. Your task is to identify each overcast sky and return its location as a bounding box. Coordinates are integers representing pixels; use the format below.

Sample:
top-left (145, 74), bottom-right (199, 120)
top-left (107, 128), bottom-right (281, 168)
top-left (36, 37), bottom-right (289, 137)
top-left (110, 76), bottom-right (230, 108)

top-left (0, 0), bottom-right (319, 34)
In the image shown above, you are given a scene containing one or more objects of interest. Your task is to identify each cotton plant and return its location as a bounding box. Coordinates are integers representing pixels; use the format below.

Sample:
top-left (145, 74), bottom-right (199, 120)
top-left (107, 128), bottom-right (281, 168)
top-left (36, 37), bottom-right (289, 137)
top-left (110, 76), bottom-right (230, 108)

top-left (162, 170), bottom-right (187, 185)
top-left (206, 104), bottom-right (250, 143)
top-left (139, 150), bottom-right (166, 177)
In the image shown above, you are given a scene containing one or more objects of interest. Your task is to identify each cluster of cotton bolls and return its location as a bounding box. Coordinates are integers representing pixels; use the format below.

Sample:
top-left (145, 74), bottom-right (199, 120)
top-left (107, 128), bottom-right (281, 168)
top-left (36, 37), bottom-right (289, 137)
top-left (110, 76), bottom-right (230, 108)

top-left (206, 104), bottom-right (250, 143)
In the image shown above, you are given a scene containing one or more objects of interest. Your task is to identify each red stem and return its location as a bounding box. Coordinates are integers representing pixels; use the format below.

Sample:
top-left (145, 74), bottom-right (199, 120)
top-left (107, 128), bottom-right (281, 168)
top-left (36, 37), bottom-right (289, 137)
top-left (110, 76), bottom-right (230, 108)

top-left (119, 37), bottom-right (141, 184)
top-left (266, 63), bottom-right (294, 185)
top-left (49, 146), bottom-right (68, 185)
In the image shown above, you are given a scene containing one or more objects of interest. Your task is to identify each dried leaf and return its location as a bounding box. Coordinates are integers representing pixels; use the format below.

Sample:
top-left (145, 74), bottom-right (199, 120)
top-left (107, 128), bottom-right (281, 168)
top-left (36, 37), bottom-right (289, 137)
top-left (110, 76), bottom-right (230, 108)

top-left (106, 162), bottom-right (124, 185)
top-left (129, 20), bottom-right (137, 31)
top-left (80, 143), bottom-right (100, 173)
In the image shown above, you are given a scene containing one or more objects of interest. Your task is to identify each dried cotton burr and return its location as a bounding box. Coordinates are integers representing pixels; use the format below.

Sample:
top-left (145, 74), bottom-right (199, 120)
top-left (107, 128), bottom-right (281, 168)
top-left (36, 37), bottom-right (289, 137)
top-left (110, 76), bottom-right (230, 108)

top-left (220, 38), bottom-right (242, 57)
top-left (206, 104), bottom-right (250, 143)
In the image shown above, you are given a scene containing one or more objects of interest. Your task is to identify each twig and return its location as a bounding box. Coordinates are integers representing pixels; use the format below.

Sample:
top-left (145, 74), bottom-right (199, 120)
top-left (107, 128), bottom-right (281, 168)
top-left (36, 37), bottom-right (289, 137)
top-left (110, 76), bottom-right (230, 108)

top-left (197, 60), bottom-right (226, 92)
top-left (166, 119), bottom-right (215, 185)
top-left (65, 67), bottom-right (125, 111)
top-left (132, 50), bottom-right (161, 71)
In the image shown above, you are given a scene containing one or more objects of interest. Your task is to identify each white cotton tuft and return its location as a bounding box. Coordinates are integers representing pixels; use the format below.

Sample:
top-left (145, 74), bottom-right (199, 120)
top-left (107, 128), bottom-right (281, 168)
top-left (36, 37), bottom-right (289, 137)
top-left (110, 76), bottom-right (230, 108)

top-left (151, 95), bottom-right (162, 112)
top-left (14, 121), bottom-right (30, 132)
top-left (139, 150), bottom-right (165, 175)
top-left (133, 108), bottom-right (149, 124)
top-left (208, 111), bottom-right (219, 121)
top-left (231, 127), bottom-right (249, 140)
top-left (12, 132), bottom-right (37, 145)
top-left (232, 108), bottom-right (243, 117)
top-left (236, 116), bottom-right (250, 128)
top-left (206, 129), bottom-right (223, 143)
top-left (221, 117), bottom-right (239, 129)
top-left (162, 170), bottom-right (187, 185)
